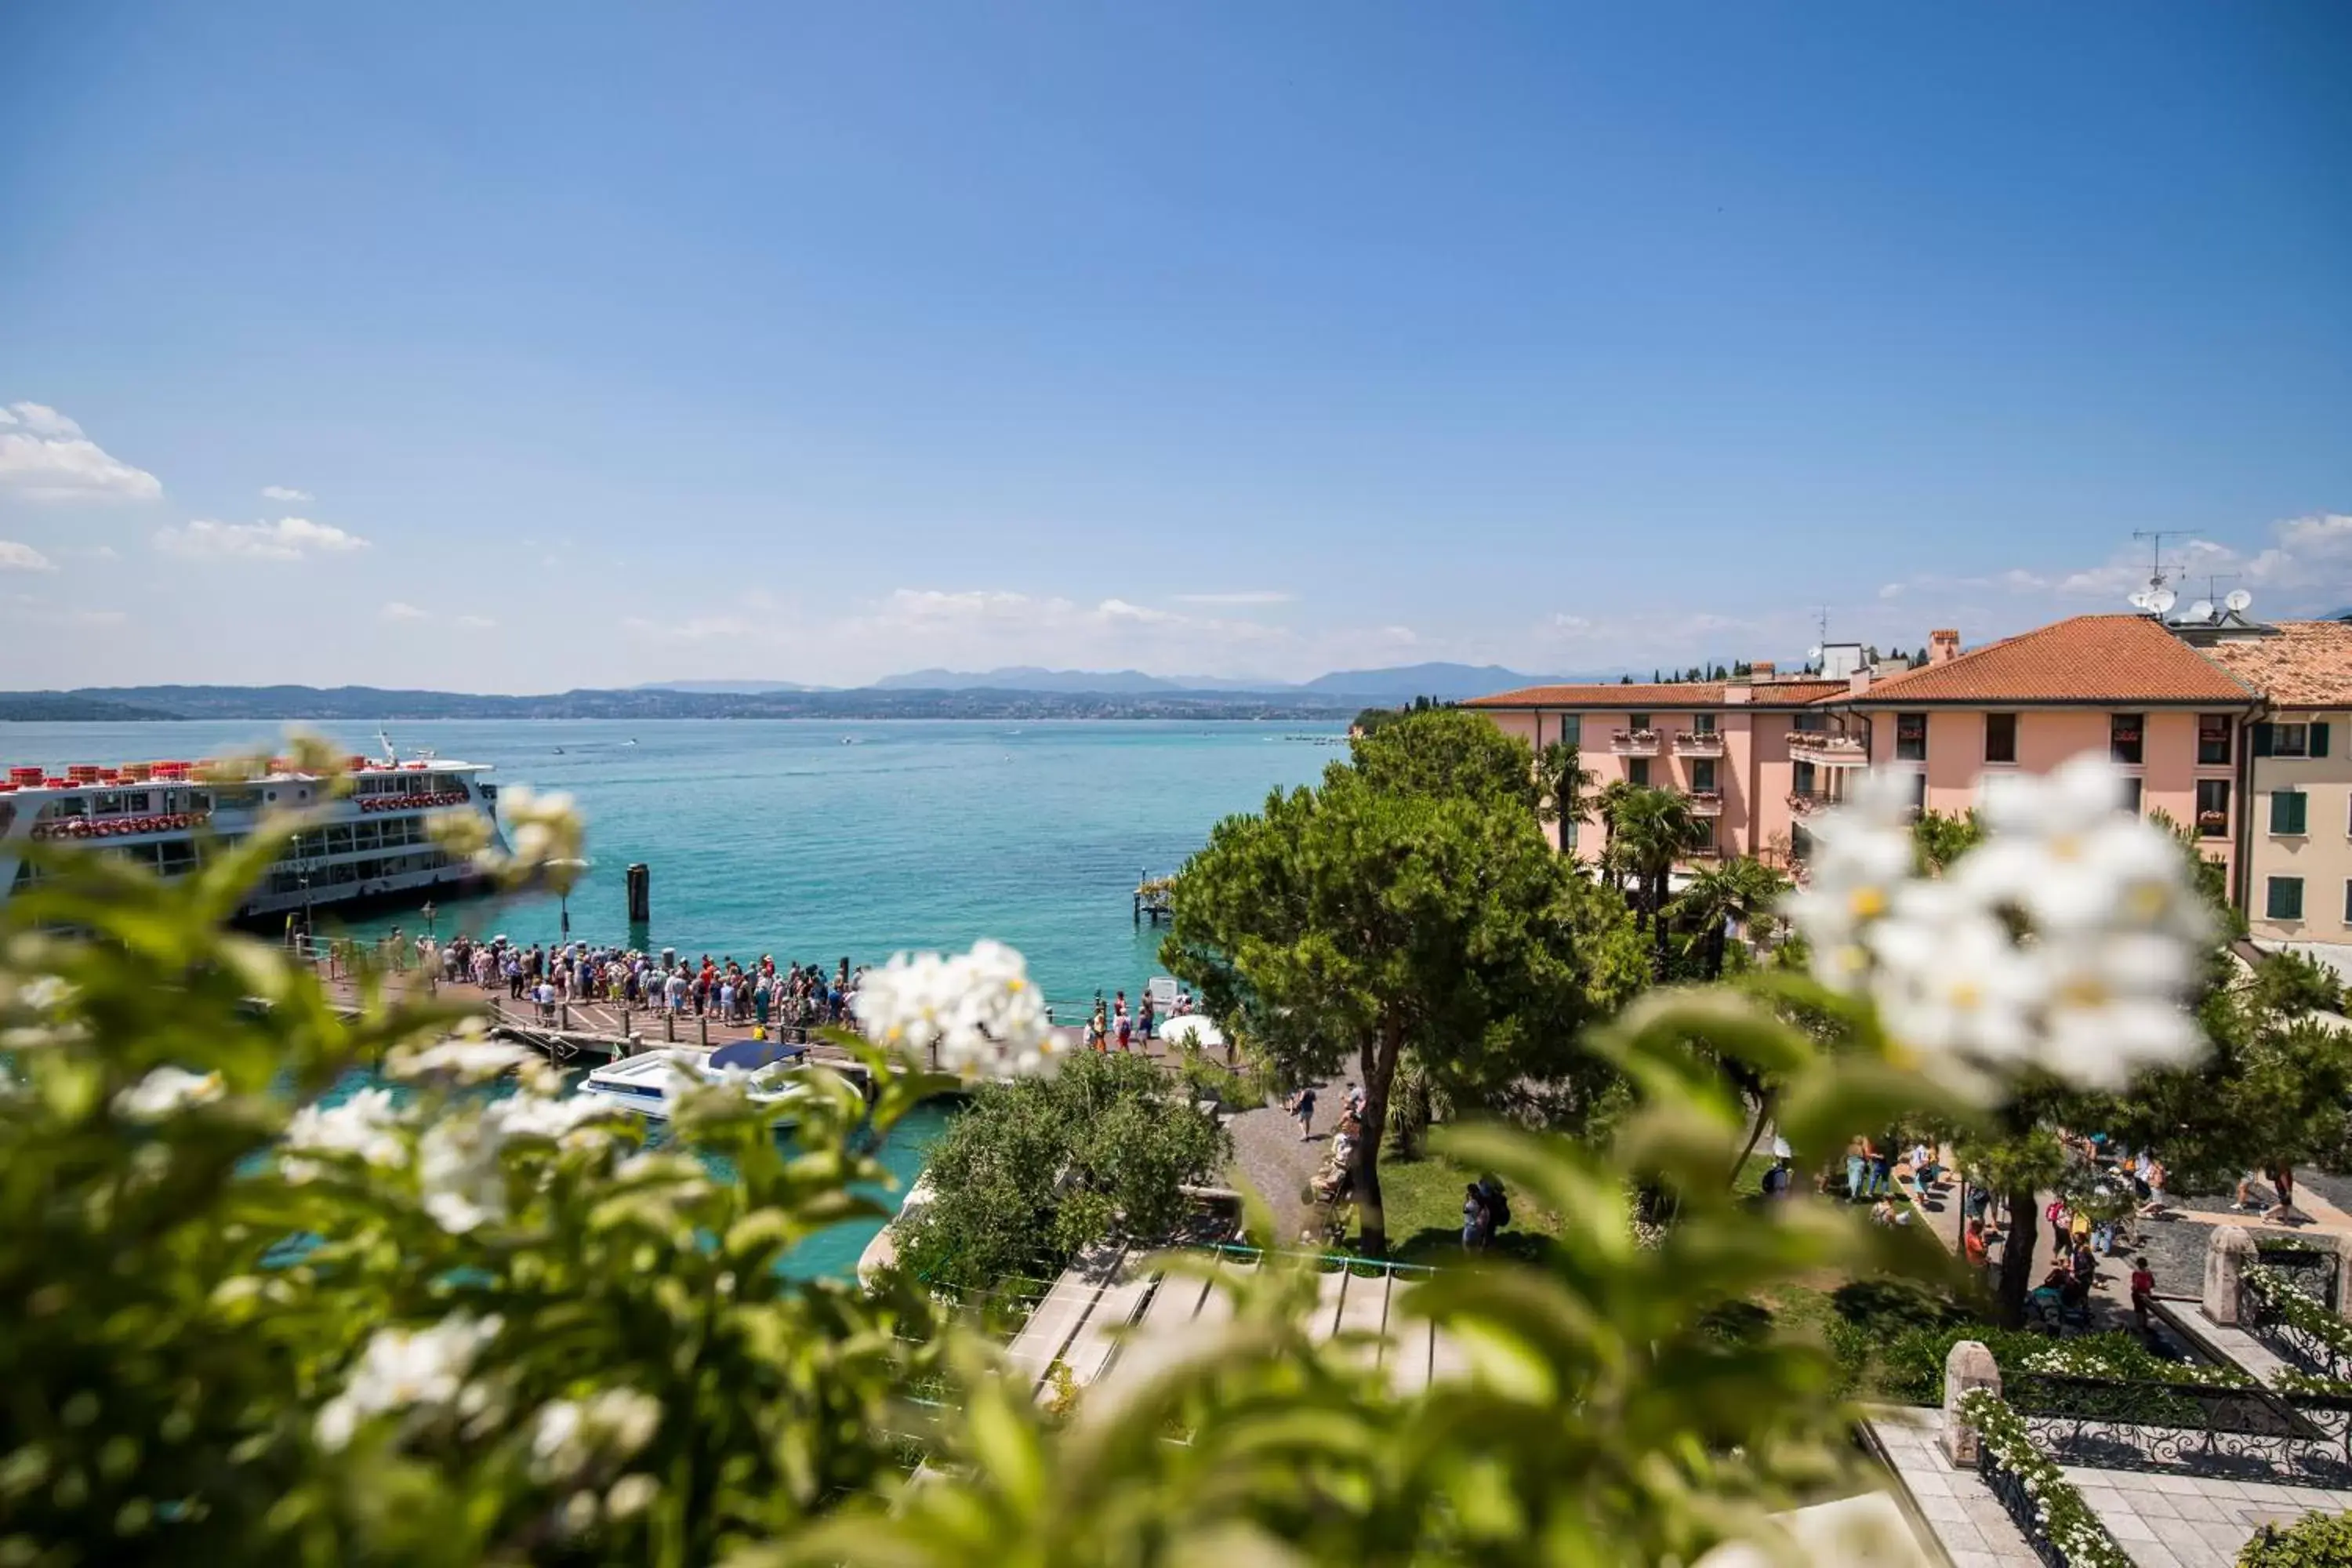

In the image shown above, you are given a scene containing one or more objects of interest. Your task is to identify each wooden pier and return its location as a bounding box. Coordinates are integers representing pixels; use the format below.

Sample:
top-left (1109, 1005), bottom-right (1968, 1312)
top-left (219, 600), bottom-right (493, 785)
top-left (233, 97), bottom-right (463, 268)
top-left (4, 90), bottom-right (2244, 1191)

top-left (1133, 873), bottom-right (1174, 926)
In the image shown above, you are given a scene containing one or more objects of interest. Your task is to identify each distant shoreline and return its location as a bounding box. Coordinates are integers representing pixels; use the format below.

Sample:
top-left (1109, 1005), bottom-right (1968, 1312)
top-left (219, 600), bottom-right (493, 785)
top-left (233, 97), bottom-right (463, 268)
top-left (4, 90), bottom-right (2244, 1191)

top-left (1, 694), bottom-right (1365, 724)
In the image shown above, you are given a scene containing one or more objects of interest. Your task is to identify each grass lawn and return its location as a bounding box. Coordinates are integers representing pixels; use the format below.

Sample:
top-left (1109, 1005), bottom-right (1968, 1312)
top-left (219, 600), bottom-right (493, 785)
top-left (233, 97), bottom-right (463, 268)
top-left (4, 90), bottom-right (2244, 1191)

top-left (1356, 1149), bottom-right (1569, 1266)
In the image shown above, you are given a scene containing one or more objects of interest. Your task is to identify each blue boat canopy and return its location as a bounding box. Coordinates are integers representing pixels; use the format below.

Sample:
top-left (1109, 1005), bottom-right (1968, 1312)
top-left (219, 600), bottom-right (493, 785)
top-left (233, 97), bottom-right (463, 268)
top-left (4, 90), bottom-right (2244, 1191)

top-left (710, 1039), bottom-right (808, 1072)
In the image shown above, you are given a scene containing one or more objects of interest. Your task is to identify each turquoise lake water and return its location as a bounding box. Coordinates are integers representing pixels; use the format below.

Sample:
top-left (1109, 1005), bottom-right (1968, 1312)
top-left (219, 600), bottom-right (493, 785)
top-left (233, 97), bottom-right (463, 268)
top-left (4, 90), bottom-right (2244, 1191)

top-left (3, 718), bottom-right (1344, 1274)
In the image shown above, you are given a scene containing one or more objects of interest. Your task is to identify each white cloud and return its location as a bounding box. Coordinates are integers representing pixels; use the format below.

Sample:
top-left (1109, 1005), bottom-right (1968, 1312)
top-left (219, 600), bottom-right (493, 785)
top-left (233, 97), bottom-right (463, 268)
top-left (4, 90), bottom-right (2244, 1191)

top-left (0, 401), bottom-right (163, 502)
top-left (0, 541), bottom-right (57, 572)
top-left (261, 485), bottom-right (313, 502)
top-left (621, 614), bottom-right (761, 642)
top-left (1170, 590), bottom-right (1294, 606)
top-left (454, 613), bottom-right (498, 630)
top-left (379, 601), bottom-right (430, 622)
top-left (154, 517), bottom-right (370, 561)
top-left (2020, 517), bottom-right (2352, 611)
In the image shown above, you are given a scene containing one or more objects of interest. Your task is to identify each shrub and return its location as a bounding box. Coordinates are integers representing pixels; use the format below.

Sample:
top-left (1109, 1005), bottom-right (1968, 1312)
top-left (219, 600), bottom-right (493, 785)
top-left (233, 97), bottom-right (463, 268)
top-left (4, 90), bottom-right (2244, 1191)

top-left (2239, 1512), bottom-right (2352, 1566)
top-left (896, 1050), bottom-right (1230, 1291)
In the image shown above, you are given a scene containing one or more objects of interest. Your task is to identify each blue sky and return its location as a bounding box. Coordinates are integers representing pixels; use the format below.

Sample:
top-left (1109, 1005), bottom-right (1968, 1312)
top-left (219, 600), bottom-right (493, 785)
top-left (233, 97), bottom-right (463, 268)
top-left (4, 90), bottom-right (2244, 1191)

top-left (3, 3), bottom-right (2347, 690)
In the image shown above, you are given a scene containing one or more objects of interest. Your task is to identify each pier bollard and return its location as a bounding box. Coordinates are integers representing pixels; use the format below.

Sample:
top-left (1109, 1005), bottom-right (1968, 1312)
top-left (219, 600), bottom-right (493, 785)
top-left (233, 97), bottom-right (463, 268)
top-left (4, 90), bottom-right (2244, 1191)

top-left (620, 1007), bottom-right (630, 1038)
top-left (561, 1003), bottom-right (572, 1032)
top-left (699, 1016), bottom-right (710, 1047)
top-left (665, 1012), bottom-right (676, 1044)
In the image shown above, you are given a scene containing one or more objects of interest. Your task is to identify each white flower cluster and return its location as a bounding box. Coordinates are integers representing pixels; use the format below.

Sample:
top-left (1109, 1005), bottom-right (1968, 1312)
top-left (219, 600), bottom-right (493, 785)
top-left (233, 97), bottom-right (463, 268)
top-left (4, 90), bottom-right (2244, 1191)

top-left (416, 1087), bottom-right (625, 1233)
top-left (384, 1033), bottom-right (535, 1084)
top-left (1786, 757), bottom-right (2211, 1092)
top-left (282, 1087), bottom-right (408, 1182)
top-left (314, 1312), bottom-right (503, 1452)
top-left (852, 939), bottom-right (1060, 1079)
top-left (529, 1387), bottom-right (662, 1481)
top-left (112, 1065), bottom-right (225, 1122)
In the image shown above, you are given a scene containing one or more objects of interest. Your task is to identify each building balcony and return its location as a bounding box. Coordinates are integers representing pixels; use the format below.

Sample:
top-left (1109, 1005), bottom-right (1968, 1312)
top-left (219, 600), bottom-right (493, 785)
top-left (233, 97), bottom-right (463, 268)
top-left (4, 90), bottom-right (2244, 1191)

top-left (1684, 790), bottom-right (1724, 816)
top-left (1610, 728), bottom-right (1661, 757)
top-left (1788, 734), bottom-right (1868, 768)
top-left (2196, 810), bottom-right (2229, 839)
top-left (1787, 789), bottom-right (1838, 818)
top-left (1671, 730), bottom-right (1725, 757)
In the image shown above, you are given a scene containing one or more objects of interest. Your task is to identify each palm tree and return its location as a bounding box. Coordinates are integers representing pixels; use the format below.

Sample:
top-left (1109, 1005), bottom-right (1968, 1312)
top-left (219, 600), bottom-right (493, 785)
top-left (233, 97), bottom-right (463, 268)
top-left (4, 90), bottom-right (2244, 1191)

top-left (1666, 856), bottom-right (1795, 979)
top-left (1593, 778), bottom-right (1639, 892)
top-left (1608, 786), bottom-right (1705, 971)
top-left (1534, 741), bottom-right (1595, 852)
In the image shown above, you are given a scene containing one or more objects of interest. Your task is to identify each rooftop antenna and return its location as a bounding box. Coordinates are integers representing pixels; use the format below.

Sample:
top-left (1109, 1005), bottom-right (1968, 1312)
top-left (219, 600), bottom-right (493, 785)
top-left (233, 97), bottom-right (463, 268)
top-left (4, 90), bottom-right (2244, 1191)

top-left (2130, 529), bottom-right (2183, 597)
top-left (2225, 588), bottom-right (2253, 614)
top-left (2203, 572), bottom-right (2241, 616)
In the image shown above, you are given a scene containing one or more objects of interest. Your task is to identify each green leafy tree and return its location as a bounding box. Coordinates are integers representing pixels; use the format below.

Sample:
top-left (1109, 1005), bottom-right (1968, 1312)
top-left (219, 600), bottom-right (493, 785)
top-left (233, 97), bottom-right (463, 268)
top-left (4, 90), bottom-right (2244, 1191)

top-left (1911, 809), bottom-right (1984, 873)
top-left (1165, 719), bottom-right (1628, 1252)
top-left (1534, 739), bottom-right (1595, 850)
top-left (897, 1051), bottom-right (1230, 1291)
top-left (1346, 706), bottom-right (1537, 811)
top-left (1666, 856), bottom-right (1792, 981)
top-left (2249, 949), bottom-right (2345, 1018)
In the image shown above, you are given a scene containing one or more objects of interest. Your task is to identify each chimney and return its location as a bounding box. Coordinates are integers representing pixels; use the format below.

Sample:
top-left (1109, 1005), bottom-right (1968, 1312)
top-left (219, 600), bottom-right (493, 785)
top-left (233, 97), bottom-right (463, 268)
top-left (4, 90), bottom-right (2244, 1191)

top-left (1929, 629), bottom-right (1961, 666)
top-left (1849, 667), bottom-right (1873, 696)
top-left (1751, 661), bottom-right (1776, 676)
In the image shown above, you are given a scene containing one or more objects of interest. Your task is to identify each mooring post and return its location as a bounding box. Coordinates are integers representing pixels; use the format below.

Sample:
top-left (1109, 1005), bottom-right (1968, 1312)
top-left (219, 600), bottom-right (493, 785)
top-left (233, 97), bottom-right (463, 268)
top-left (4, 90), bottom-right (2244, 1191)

top-left (665, 1011), bottom-right (676, 1044)
top-left (699, 1015), bottom-right (710, 1047)
top-left (561, 1003), bottom-right (571, 1032)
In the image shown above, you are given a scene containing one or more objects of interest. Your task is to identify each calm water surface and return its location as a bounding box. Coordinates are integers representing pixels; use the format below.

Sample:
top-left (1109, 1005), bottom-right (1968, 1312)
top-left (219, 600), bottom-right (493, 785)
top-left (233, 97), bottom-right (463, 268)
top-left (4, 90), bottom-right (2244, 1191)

top-left (4, 719), bottom-right (1343, 1274)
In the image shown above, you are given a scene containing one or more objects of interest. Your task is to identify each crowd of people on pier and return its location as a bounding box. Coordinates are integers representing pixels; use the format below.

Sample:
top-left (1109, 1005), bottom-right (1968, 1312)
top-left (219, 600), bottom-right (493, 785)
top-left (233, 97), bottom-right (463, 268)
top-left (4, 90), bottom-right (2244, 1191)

top-left (332, 927), bottom-right (1202, 1052)
top-left (421, 933), bottom-right (869, 1039)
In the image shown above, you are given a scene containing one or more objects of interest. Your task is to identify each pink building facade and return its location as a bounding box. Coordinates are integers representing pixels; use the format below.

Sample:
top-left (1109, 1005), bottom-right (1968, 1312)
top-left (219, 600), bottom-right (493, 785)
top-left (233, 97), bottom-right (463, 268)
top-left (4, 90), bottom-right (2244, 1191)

top-left (1467, 673), bottom-right (1846, 870)
top-left (1470, 616), bottom-right (2266, 882)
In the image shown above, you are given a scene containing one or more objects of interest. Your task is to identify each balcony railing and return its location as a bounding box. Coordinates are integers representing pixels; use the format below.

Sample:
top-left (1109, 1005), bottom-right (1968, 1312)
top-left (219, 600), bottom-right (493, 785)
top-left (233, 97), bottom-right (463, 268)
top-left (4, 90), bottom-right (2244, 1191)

top-left (1671, 730), bottom-right (1725, 757)
top-left (1787, 734), bottom-right (1867, 768)
top-left (1787, 789), bottom-right (1836, 818)
top-left (1610, 728), bottom-right (1661, 757)
top-left (1683, 790), bottom-right (1724, 816)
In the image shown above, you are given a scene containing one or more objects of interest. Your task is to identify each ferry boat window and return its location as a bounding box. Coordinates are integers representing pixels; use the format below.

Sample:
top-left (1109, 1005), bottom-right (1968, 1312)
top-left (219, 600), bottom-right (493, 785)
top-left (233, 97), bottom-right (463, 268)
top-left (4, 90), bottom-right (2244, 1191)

top-left (191, 790), bottom-right (212, 812)
top-left (325, 826), bottom-right (354, 855)
top-left (125, 790), bottom-right (151, 811)
top-left (158, 841), bottom-right (197, 875)
top-left (46, 798), bottom-right (87, 818)
top-left (95, 791), bottom-right (125, 815)
top-left (478, 783), bottom-right (497, 802)
top-left (356, 858), bottom-right (382, 880)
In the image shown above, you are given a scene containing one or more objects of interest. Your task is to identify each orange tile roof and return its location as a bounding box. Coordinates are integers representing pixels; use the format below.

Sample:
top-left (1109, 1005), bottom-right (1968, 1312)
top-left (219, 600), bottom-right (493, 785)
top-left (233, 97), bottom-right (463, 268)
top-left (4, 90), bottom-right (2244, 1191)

top-left (1466, 681), bottom-right (1728, 709)
top-left (1465, 678), bottom-right (1849, 710)
top-left (2196, 620), bottom-right (2352, 709)
top-left (1838, 615), bottom-right (2258, 706)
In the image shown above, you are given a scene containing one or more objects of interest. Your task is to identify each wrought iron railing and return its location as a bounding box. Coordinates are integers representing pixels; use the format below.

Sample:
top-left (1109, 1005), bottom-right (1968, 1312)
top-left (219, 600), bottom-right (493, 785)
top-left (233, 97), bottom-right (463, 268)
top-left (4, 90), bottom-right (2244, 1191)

top-left (2241, 1269), bottom-right (2352, 1383)
top-left (2255, 1244), bottom-right (2338, 1310)
top-left (1973, 1446), bottom-right (2075, 1568)
top-left (2009, 1370), bottom-right (2352, 1483)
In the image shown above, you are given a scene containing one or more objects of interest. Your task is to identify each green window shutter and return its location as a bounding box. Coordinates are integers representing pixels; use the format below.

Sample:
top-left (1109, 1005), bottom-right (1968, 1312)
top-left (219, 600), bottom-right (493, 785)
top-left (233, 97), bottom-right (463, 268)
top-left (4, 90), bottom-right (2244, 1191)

top-left (2252, 723), bottom-right (2274, 757)
top-left (2312, 722), bottom-right (2331, 758)
top-left (2271, 791), bottom-right (2309, 836)
top-left (2267, 878), bottom-right (2304, 922)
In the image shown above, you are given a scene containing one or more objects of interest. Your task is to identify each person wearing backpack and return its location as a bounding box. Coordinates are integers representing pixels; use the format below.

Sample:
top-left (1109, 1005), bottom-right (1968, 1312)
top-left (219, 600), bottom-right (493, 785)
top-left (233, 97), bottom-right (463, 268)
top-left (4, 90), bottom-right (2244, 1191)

top-left (1475, 1175), bottom-right (1510, 1236)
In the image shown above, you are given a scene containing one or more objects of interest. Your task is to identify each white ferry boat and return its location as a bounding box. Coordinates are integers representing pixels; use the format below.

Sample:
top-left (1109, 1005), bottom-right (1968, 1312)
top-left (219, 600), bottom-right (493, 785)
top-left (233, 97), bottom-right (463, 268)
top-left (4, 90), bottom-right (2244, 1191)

top-left (575, 1042), bottom-right (812, 1124)
top-left (0, 740), bottom-right (509, 924)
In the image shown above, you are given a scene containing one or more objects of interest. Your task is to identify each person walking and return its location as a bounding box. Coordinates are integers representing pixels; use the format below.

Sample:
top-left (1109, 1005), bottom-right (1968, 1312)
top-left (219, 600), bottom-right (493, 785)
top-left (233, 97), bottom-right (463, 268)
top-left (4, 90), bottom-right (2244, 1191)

top-left (1461, 1183), bottom-right (1490, 1253)
top-left (1289, 1084), bottom-right (1318, 1142)
top-left (2130, 1255), bottom-right (2157, 1334)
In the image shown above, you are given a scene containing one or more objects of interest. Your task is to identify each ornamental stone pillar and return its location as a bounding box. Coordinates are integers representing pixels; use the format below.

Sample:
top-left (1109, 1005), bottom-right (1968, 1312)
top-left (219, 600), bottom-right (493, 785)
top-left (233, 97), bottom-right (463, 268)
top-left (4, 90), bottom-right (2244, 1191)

top-left (1940, 1340), bottom-right (2000, 1468)
top-left (2204, 1224), bottom-right (2258, 1325)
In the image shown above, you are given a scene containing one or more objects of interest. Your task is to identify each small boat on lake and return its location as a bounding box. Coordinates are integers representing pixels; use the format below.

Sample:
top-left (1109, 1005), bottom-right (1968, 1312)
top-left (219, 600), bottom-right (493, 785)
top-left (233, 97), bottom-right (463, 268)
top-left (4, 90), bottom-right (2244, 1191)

top-left (575, 1040), bottom-right (812, 1124)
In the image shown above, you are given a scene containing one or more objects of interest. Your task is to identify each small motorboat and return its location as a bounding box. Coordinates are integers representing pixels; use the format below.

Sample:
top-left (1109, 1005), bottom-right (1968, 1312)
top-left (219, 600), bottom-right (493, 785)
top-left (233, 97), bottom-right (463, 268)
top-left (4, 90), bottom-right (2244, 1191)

top-left (575, 1042), bottom-right (812, 1124)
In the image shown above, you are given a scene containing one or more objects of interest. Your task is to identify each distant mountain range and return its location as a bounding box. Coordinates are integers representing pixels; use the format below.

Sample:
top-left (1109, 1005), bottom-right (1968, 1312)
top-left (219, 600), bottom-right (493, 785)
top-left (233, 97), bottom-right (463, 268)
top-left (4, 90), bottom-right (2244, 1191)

top-left (1, 664), bottom-right (1621, 724)
top-left (844, 661), bottom-right (1603, 702)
